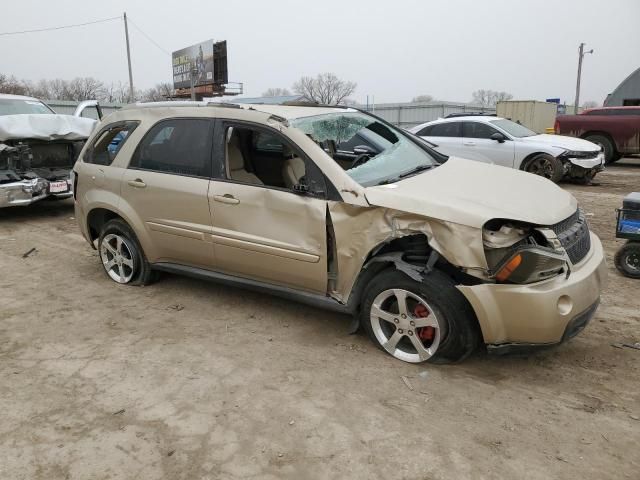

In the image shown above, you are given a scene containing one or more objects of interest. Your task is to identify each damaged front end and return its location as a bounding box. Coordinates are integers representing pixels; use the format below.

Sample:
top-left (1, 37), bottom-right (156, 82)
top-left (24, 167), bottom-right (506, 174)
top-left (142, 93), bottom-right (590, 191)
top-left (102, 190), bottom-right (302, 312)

top-left (0, 140), bottom-right (79, 207)
top-left (0, 112), bottom-right (96, 208)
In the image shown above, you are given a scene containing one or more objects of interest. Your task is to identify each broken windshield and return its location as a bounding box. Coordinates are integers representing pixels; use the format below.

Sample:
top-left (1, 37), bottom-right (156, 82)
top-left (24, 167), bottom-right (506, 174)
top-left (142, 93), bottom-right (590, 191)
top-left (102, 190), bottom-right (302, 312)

top-left (0, 99), bottom-right (54, 116)
top-left (290, 111), bottom-right (438, 187)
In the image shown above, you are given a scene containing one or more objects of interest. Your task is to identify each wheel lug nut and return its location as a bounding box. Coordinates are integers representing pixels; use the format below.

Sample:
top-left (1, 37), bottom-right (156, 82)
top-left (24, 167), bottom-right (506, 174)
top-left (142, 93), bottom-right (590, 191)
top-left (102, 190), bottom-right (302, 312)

top-left (408, 330), bottom-right (413, 336)
top-left (394, 318), bottom-right (399, 324)
top-left (401, 314), bottom-right (406, 319)
top-left (398, 329), bottom-right (404, 334)
top-left (410, 321), bottom-right (415, 326)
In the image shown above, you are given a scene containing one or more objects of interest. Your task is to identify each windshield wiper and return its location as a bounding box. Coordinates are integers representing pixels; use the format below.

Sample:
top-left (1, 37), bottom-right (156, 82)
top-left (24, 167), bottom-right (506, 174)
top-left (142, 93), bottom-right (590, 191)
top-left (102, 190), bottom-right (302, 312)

top-left (398, 164), bottom-right (435, 178)
top-left (376, 165), bottom-right (435, 185)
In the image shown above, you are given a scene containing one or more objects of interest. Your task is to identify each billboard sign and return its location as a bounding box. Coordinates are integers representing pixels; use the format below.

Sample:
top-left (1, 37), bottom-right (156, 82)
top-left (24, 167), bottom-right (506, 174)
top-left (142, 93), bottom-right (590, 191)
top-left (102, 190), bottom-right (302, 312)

top-left (172, 40), bottom-right (214, 89)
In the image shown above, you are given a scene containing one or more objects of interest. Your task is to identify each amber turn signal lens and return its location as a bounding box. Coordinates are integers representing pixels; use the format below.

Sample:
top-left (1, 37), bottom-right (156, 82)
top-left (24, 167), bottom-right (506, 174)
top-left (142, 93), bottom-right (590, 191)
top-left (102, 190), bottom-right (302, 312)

top-left (495, 254), bottom-right (522, 282)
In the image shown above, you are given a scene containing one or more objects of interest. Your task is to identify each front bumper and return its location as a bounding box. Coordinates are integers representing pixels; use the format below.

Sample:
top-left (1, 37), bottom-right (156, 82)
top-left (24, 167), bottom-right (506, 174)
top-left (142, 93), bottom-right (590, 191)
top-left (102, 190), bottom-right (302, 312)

top-left (0, 176), bottom-right (72, 208)
top-left (457, 232), bottom-right (607, 347)
top-left (566, 152), bottom-right (605, 171)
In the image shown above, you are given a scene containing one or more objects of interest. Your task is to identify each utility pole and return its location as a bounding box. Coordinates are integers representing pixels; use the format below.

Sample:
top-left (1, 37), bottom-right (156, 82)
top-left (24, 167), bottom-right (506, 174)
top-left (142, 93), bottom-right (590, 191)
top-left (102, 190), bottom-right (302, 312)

top-left (123, 12), bottom-right (134, 103)
top-left (190, 65), bottom-right (198, 101)
top-left (574, 42), bottom-right (593, 114)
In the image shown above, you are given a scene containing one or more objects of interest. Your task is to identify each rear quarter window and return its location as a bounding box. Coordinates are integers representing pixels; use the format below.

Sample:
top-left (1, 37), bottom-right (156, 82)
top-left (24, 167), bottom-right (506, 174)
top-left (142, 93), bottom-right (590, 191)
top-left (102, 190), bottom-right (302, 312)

top-left (86, 121), bottom-right (139, 166)
top-left (429, 122), bottom-right (462, 137)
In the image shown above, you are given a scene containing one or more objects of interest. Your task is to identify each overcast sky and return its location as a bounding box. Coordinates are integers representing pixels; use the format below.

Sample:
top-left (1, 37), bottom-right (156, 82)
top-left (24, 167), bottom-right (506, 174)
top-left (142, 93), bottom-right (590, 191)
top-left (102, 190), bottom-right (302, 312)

top-left (1, 0), bottom-right (639, 105)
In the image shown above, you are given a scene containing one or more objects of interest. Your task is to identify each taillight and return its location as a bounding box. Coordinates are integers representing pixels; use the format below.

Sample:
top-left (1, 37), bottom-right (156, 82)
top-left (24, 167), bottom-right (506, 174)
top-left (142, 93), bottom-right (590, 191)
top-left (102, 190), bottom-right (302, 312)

top-left (554, 120), bottom-right (560, 134)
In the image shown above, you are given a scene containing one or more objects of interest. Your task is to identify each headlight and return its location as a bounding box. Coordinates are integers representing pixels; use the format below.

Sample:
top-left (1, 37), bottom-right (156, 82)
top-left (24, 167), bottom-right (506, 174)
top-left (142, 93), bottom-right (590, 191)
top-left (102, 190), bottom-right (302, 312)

top-left (483, 221), bottom-right (567, 284)
top-left (492, 246), bottom-right (567, 283)
top-left (558, 149), bottom-right (601, 158)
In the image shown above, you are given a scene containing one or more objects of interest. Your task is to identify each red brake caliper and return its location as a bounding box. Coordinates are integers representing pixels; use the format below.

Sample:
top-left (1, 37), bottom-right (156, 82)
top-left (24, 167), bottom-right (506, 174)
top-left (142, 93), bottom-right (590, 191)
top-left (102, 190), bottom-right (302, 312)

top-left (414, 304), bottom-right (435, 342)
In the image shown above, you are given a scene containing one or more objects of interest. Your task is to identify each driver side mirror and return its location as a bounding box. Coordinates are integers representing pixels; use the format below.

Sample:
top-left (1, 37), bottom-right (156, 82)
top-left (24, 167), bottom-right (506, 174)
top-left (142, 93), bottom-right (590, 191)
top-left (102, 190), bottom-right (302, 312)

top-left (353, 145), bottom-right (377, 156)
top-left (490, 132), bottom-right (506, 143)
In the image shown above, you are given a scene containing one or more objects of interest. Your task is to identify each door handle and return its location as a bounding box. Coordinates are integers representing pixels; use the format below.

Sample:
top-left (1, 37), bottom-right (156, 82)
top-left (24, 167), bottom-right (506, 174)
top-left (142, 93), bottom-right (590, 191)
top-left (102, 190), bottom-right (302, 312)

top-left (463, 141), bottom-right (476, 146)
top-left (127, 179), bottom-right (146, 188)
top-left (213, 194), bottom-right (240, 205)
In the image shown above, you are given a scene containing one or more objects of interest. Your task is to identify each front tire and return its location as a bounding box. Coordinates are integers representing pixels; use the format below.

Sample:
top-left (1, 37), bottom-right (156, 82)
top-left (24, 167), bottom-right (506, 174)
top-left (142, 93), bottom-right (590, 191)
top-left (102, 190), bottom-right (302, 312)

top-left (524, 154), bottom-right (564, 183)
top-left (614, 241), bottom-right (640, 279)
top-left (360, 269), bottom-right (479, 364)
top-left (585, 134), bottom-right (616, 164)
top-left (98, 219), bottom-right (156, 285)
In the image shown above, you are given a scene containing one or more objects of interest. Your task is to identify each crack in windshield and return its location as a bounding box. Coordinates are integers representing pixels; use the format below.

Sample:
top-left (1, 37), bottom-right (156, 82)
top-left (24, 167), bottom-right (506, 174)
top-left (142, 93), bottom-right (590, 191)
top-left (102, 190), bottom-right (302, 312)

top-left (290, 111), bottom-right (438, 187)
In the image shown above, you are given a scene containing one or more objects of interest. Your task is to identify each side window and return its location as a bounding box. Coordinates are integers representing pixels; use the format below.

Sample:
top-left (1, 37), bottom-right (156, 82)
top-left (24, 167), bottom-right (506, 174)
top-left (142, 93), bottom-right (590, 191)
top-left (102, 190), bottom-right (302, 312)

top-left (222, 124), bottom-right (325, 196)
top-left (416, 125), bottom-right (432, 136)
top-left (254, 131), bottom-right (284, 153)
top-left (463, 121), bottom-right (500, 139)
top-left (429, 122), bottom-right (461, 137)
top-left (86, 121), bottom-right (138, 166)
top-left (611, 108), bottom-right (640, 115)
top-left (130, 119), bottom-right (212, 177)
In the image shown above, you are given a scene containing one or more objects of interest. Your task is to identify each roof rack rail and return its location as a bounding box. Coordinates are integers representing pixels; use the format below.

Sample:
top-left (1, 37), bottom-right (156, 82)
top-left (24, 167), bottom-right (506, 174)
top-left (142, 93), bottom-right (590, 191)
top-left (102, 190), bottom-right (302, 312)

top-left (122, 101), bottom-right (241, 110)
top-left (280, 101), bottom-right (351, 109)
top-left (444, 112), bottom-right (497, 118)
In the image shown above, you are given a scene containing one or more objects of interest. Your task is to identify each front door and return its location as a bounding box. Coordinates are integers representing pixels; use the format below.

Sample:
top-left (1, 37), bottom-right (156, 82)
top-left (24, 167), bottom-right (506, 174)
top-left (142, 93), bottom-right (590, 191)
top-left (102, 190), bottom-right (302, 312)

top-left (121, 117), bottom-right (215, 268)
top-left (208, 121), bottom-right (328, 293)
top-left (461, 121), bottom-right (515, 168)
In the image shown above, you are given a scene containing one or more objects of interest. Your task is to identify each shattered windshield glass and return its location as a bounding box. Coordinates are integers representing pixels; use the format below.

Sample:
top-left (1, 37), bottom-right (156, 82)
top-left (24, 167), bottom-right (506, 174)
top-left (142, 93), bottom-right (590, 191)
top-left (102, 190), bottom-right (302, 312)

top-left (290, 112), bottom-right (438, 187)
top-left (0, 99), bottom-right (54, 116)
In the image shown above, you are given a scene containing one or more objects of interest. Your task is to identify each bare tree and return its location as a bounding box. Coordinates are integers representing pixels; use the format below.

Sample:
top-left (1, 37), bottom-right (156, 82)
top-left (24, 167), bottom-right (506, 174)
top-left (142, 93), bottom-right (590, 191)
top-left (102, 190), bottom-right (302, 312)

top-left (64, 77), bottom-right (105, 101)
top-left (292, 73), bottom-right (356, 105)
top-left (0, 73), bottom-right (28, 95)
top-left (140, 82), bottom-right (173, 102)
top-left (581, 100), bottom-right (599, 109)
top-left (472, 89), bottom-right (513, 107)
top-left (412, 94), bottom-right (433, 103)
top-left (262, 87), bottom-right (291, 97)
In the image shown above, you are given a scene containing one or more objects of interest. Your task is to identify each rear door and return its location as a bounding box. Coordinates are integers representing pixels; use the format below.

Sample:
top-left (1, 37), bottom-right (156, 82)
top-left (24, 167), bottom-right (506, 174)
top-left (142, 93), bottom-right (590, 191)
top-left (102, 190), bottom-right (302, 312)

top-left (461, 121), bottom-right (515, 168)
top-left (416, 121), bottom-right (465, 158)
top-left (207, 120), bottom-right (328, 293)
top-left (120, 118), bottom-right (215, 268)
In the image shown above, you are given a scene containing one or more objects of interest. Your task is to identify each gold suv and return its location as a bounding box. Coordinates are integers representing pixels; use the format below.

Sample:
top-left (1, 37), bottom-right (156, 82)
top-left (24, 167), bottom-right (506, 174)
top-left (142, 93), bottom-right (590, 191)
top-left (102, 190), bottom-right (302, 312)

top-left (74, 102), bottom-right (607, 363)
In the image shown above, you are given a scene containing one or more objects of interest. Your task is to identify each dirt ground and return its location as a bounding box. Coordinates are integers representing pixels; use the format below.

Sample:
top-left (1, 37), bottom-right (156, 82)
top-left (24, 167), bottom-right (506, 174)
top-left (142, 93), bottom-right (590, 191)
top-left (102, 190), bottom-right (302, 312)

top-left (1, 159), bottom-right (639, 480)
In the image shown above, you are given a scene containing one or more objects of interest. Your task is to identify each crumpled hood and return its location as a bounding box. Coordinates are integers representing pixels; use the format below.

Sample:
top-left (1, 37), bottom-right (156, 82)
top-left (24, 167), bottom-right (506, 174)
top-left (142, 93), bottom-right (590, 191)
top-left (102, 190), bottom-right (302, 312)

top-left (0, 114), bottom-right (96, 142)
top-left (524, 133), bottom-right (600, 152)
top-left (364, 157), bottom-right (577, 228)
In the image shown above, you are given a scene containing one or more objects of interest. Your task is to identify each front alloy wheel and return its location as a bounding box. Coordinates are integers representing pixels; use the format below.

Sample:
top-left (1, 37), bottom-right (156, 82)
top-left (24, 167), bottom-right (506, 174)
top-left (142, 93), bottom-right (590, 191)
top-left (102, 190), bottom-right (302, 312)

top-left (100, 233), bottom-right (136, 283)
top-left (525, 154), bottom-right (563, 183)
top-left (370, 288), bottom-right (442, 363)
top-left (361, 269), bottom-right (480, 364)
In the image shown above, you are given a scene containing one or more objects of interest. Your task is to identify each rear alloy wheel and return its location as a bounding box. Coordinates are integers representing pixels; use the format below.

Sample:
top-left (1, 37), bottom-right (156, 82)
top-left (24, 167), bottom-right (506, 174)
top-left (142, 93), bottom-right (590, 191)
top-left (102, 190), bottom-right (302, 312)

top-left (525, 154), bottom-right (564, 183)
top-left (361, 269), bottom-right (479, 364)
top-left (98, 218), bottom-right (156, 285)
top-left (100, 233), bottom-right (136, 284)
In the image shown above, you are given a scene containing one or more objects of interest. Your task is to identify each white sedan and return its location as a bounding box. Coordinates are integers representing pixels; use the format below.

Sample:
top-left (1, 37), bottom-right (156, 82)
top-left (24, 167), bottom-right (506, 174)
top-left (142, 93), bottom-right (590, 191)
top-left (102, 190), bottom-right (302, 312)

top-left (408, 115), bottom-right (604, 183)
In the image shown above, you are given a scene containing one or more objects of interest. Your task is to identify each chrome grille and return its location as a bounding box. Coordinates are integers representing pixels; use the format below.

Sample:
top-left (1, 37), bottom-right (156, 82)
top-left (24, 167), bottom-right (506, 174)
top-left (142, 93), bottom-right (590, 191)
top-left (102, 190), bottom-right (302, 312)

top-left (552, 209), bottom-right (591, 265)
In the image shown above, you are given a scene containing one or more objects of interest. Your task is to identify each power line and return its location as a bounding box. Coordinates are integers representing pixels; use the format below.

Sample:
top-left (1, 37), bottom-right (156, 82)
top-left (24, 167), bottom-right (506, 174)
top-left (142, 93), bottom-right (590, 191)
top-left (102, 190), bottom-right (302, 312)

top-left (0, 15), bottom-right (121, 37)
top-left (128, 17), bottom-right (171, 56)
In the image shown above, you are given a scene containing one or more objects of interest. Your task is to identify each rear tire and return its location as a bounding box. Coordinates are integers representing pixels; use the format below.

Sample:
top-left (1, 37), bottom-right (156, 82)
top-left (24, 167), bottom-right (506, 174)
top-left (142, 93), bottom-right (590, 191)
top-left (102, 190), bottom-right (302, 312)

top-left (524, 154), bottom-right (564, 183)
top-left (585, 134), bottom-right (616, 164)
top-left (360, 269), bottom-right (480, 364)
top-left (614, 241), bottom-right (640, 279)
top-left (98, 218), bottom-right (157, 286)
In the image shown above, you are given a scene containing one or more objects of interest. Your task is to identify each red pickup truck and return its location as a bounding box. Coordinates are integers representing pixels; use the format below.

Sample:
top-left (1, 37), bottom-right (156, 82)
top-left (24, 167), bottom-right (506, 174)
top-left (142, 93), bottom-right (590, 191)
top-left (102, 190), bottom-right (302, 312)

top-left (555, 106), bottom-right (640, 163)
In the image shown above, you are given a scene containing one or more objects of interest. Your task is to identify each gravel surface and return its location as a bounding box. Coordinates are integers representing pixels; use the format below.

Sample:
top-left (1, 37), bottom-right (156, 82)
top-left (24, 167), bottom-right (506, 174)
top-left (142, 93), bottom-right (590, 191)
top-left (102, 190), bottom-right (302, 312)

top-left (1, 159), bottom-right (638, 479)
